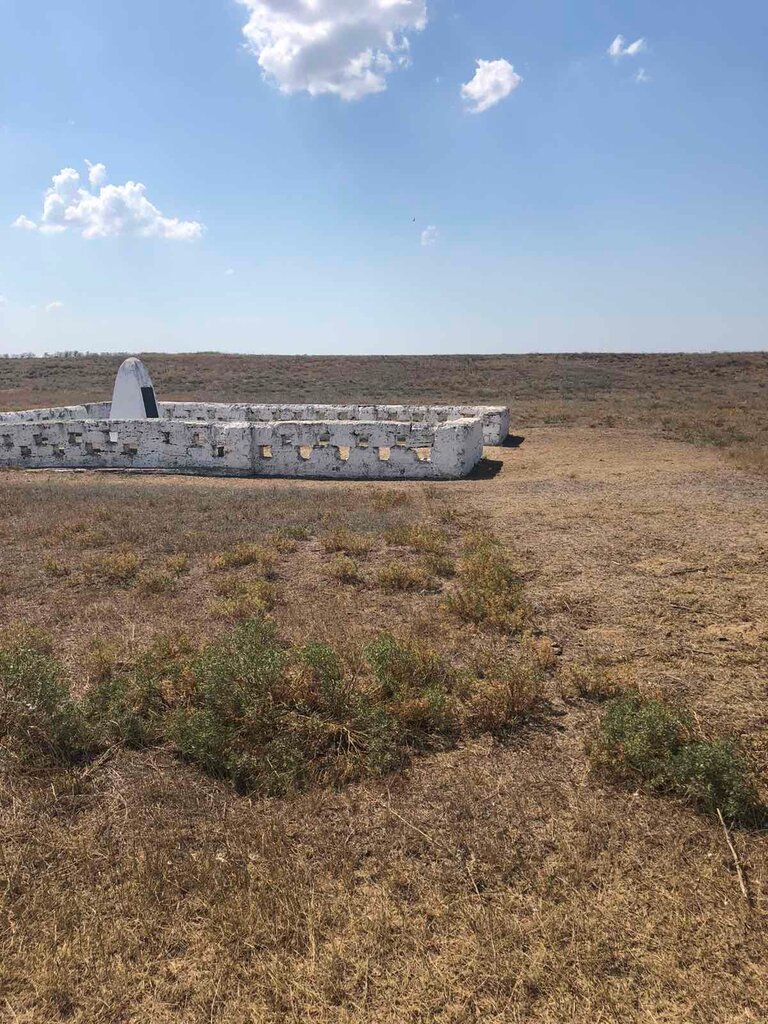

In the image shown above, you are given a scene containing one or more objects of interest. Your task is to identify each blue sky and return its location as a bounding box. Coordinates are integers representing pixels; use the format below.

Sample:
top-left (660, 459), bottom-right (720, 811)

top-left (1, 0), bottom-right (766, 355)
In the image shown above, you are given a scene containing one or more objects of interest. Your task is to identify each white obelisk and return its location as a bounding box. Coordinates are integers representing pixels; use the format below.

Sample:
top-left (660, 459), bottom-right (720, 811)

top-left (110, 357), bottom-right (159, 419)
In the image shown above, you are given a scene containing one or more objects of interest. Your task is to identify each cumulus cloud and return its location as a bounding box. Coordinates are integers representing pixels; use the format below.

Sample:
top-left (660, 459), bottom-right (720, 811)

top-left (86, 160), bottom-right (107, 188)
top-left (237, 0), bottom-right (427, 100)
top-left (608, 35), bottom-right (646, 59)
top-left (420, 224), bottom-right (438, 247)
top-left (45, 301), bottom-right (64, 313)
top-left (13, 215), bottom-right (37, 231)
top-left (635, 67), bottom-right (650, 84)
top-left (13, 163), bottom-right (203, 241)
top-left (461, 58), bottom-right (522, 114)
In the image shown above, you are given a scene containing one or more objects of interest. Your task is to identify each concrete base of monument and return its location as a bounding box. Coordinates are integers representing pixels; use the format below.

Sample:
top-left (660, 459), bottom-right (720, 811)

top-left (0, 359), bottom-right (510, 481)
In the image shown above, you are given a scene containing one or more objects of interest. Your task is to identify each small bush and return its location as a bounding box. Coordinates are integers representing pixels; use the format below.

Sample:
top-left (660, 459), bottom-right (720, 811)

top-left (42, 556), bottom-right (70, 579)
top-left (464, 637), bottom-right (554, 734)
top-left (208, 579), bottom-right (276, 619)
top-left (562, 663), bottom-right (624, 701)
top-left (82, 550), bottom-right (139, 585)
top-left (420, 552), bottom-right (455, 579)
top-left (320, 529), bottom-right (373, 557)
top-left (136, 567), bottom-right (176, 595)
top-left (590, 692), bottom-right (766, 826)
top-left (0, 627), bottom-right (92, 764)
top-left (366, 633), bottom-right (459, 738)
top-left (211, 544), bottom-right (277, 577)
top-left (326, 554), bottom-right (364, 585)
top-left (384, 524), bottom-right (448, 554)
top-left (376, 561), bottom-right (435, 592)
top-left (165, 553), bottom-right (190, 576)
top-left (445, 535), bottom-right (526, 631)
top-left (84, 633), bottom-right (195, 748)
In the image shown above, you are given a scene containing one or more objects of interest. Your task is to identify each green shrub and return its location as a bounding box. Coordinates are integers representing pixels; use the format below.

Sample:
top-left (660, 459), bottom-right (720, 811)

top-left (84, 633), bottom-right (194, 748)
top-left (445, 535), bottom-right (526, 631)
top-left (376, 560), bottom-right (435, 592)
top-left (326, 554), bottom-right (364, 585)
top-left (590, 692), bottom-right (765, 826)
top-left (208, 579), bottom-right (277, 619)
top-left (366, 634), bottom-right (459, 738)
top-left (211, 543), bottom-right (277, 576)
top-left (172, 622), bottom-right (401, 794)
top-left (0, 627), bottom-right (92, 764)
top-left (319, 529), bottom-right (373, 557)
top-left (82, 550), bottom-right (139, 585)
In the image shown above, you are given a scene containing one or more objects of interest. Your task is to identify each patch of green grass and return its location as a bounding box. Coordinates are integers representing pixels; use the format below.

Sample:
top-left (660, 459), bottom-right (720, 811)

top-left (365, 633), bottom-right (460, 738)
top-left (1, 614), bottom-right (550, 797)
top-left (590, 692), bottom-right (766, 826)
top-left (0, 626), bottom-right (93, 765)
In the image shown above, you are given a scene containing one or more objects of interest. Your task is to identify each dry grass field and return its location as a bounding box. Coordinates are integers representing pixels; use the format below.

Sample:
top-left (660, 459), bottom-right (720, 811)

top-left (1, 353), bottom-right (767, 1023)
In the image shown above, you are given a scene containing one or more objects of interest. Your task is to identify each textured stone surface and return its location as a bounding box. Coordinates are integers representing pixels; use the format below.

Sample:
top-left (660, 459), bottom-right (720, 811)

top-left (0, 416), bottom-right (484, 479)
top-left (157, 402), bottom-right (509, 445)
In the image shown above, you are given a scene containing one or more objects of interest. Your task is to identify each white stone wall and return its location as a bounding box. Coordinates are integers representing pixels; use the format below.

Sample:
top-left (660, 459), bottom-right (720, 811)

top-left (157, 403), bottom-right (510, 446)
top-left (0, 416), bottom-right (485, 479)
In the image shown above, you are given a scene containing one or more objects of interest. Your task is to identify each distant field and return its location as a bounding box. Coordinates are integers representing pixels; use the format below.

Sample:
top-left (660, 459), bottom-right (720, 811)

top-left (1, 353), bottom-right (767, 1023)
top-left (2, 350), bottom-right (767, 472)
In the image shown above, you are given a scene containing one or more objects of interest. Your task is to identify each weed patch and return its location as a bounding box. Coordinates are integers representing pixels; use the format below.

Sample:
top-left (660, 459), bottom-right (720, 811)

top-left (320, 529), bottom-right (374, 557)
top-left (376, 561), bottom-right (436, 592)
top-left (445, 534), bottom-right (526, 631)
top-left (326, 554), bottom-right (364, 585)
top-left (208, 579), bottom-right (277, 619)
top-left (211, 543), bottom-right (278, 576)
top-left (82, 550), bottom-right (139, 586)
top-left (590, 692), bottom-right (766, 826)
top-left (0, 627), bottom-right (92, 765)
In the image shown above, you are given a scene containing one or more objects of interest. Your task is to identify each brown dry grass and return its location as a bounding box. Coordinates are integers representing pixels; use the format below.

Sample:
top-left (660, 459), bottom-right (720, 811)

top-left (1, 355), bottom-right (768, 1022)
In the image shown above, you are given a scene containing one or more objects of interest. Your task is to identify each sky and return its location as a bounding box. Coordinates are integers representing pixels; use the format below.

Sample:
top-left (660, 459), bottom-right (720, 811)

top-left (0, 0), bottom-right (766, 356)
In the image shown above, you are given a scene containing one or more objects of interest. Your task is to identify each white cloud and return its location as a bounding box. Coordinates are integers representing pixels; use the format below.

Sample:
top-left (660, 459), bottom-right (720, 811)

top-left (86, 160), bottom-right (107, 188)
top-left (13, 215), bottom-right (37, 231)
top-left (608, 35), bottom-right (646, 59)
top-left (635, 67), bottom-right (650, 84)
top-left (45, 301), bottom-right (64, 313)
top-left (237, 0), bottom-right (427, 101)
top-left (225, 268), bottom-right (235, 276)
top-left (13, 163), bottom-right (203, 241)
top-left (461, 58), bottom-right (522, 114)
top-left (420, 224), bottom-right (438, 247)
top-left (0, 296), bottom-right (7, 307)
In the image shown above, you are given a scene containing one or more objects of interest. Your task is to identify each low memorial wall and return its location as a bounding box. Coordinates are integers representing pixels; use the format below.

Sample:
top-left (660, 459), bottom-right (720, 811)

top-left (0, 359), bottom-right (508, 480)
top-left (0, 415), bottom-right (485, 479)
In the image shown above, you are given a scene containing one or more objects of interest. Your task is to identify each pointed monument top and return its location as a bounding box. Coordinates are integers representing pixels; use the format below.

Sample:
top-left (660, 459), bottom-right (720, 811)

top-left (110, 357), bottom-right (159, 420)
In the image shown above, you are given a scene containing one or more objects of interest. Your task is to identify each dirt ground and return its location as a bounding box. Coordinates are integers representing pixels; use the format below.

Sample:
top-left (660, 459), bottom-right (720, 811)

top-left (1, 359), bottom-right (768, 1023)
